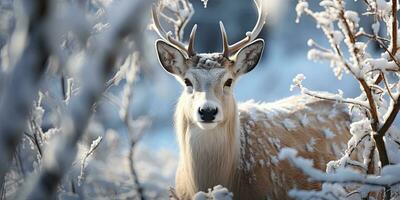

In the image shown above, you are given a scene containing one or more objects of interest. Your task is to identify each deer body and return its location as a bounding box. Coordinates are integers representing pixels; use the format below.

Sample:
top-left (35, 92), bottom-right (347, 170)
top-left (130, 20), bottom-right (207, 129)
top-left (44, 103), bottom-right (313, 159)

top-left (152, 1), bottom-right (350, 199)
top-left (174, 94), bottom-right (350, 200)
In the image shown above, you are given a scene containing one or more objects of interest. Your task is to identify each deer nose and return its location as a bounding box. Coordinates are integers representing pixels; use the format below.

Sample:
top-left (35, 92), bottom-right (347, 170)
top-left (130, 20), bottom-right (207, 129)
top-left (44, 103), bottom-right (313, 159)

top-left (198, 107), bottom-right (218, 122)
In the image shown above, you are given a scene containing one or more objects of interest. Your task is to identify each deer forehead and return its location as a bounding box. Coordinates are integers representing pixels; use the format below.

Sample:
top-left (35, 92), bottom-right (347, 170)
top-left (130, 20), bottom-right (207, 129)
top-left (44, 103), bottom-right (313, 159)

top-left (184, 53), bottom-right (234, 89)
top-left (186, 67), bottom-right (229, 87)
top-left (190, 53), bottom-right (234, 70)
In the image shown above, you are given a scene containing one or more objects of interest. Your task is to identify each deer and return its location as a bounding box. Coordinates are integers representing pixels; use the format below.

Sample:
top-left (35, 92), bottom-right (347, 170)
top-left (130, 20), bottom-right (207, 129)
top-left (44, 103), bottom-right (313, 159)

top-left (151, 1), bottom-right (351, 199)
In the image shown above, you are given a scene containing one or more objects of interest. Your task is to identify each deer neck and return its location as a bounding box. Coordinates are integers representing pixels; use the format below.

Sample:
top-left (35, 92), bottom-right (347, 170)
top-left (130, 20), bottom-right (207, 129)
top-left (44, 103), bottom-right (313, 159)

top-left (175, 97), bottom-right (241, 195)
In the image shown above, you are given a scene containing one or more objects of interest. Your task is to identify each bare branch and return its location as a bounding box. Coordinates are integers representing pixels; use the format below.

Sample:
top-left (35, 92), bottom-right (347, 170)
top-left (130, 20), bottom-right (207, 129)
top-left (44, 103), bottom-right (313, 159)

top-left (380, 72), bottom-right (396, 102)
top-left (391, 0), bottom-right (398, 55)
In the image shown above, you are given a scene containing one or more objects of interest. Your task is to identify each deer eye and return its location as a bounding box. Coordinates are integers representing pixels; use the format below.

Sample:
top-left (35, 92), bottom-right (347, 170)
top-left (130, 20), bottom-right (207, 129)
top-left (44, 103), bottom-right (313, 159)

top-left (184, 78), bottom-right (193, 87)
top-left (224, 79), bottom-right (233, 87)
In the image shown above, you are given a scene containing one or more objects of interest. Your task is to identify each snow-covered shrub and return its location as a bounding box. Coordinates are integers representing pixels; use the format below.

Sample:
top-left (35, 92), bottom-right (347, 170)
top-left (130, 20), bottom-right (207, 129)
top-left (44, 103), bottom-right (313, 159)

top-left (288, 0), bottom-right (400, 199)
top-left (0, 0), bottom-right (178, 199)
top-left (193, 185), bottom-right (233, 200)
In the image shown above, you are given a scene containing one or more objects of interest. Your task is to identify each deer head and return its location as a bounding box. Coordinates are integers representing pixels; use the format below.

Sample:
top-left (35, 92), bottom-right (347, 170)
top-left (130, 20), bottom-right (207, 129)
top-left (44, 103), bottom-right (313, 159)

top-left (153, 0), bottom-right (266, 130)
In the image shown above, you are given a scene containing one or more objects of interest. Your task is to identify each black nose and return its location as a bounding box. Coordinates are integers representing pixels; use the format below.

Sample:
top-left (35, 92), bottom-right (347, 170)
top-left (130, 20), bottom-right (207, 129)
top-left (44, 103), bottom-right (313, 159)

top-left (198, 107), bottom-right (218, 122)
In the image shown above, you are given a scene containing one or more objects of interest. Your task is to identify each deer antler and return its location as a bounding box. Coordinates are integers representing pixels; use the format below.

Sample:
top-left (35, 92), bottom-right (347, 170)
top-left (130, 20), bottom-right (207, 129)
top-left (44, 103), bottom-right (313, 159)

top-left (220, 0), bottom-right (266, 57)
top-left (151, 1), bottom-right (197, 57)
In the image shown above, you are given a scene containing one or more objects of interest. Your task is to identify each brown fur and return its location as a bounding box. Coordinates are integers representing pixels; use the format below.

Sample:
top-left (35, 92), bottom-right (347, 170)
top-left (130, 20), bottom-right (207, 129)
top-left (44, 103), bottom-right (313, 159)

top-left (175, 95), bottom-right (350, 200)
top-left (236, 95), bottom-right (350, 199)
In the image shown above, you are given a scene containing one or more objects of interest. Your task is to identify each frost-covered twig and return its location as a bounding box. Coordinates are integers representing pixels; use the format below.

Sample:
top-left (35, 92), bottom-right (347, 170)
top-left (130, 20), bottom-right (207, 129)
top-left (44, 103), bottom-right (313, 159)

top-left (125, 111), bottom-right (149, 200)
top-left (16, 1), bottom-right (152, 199)
top-left (291, 74), bottom-right (370, 111)
top-left (356, 32), bottom-right (390, 43)
top-left (77, 136), bottom-right (103, 186)
top-left (105, 48), bottom-right (148, 199)
top-left (362, 34), bottom-right (400, 69)
top-left (380, 72), bottom-right (395, 102)
top-left (128, 134), bottom-right (146, 200)
top-left (27, 94), bottom-right (46, 159)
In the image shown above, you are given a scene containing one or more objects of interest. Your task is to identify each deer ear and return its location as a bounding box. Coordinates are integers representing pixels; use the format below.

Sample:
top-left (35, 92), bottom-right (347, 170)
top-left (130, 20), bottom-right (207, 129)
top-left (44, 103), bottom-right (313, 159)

top-left (234, 39), bottom-right (264, 75)
top-left (155, 40), bottom-right (187, 76)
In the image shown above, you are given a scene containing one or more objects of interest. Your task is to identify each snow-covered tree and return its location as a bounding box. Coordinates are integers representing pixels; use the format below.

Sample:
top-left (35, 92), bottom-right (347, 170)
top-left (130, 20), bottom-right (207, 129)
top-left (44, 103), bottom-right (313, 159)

top-left (0, 0), bottom-right (166, 199)
top-left (287, 0), bottom-right (400, 199)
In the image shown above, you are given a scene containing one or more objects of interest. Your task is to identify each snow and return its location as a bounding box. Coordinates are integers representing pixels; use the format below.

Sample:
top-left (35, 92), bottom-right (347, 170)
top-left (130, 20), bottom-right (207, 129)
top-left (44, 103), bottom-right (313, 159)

top-left (319, 1), bottom-right (335, 8)
top-left (307, 49), bottom-right (335, 62)
top-left (282, 118), bottom-right (297, 131)
top-left (349, 119), bottom-right (371, 138)
top-left (292, 73), bottom-right (306, 85)
top-left (305, 137), bottom-right (316, 152)
top-left (279, 147), bottom-right (400, 187)
top-left (344, 11), bottom-right (359, 25)
top-left (290, 73), bottom-right (306, 91)
top-left (43, 128), bottom-right (61, 144)
top-left (258, 159), bottom-right (265, 167)
top-left (306, 39), bottom-right (314, 47)
top-left (201, 0), bottom-right (209, 8)
top-left (193, 185), bottom-right (233, 200)
top-left (279, 148), bottom-right (302, 164)
top-left (271, 155), bottom-right (279, 165)
top-left (372, 21), bottom-right (380, 35)
top-left (289, 183), bottom-right (347, 200)
top-left (295, 1), bottom-right (309, 23)
top-left (268, 137), bottom-right (281, 150)
top-left (332, 31), bottom-right (344, 45)
top-left (298, 114), bottom-right (309, 127)
top-left (364, 57), bottom-right (398, 72)
top-left (322, 128), bottom-right (336, 139)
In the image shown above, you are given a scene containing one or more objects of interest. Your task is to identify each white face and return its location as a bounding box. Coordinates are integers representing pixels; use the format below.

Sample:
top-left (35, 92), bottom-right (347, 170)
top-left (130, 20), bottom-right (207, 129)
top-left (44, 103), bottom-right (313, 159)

top-left (183, 66), bottom-right (234, 129)
top-left (156, 39), bottom-right (264, 130)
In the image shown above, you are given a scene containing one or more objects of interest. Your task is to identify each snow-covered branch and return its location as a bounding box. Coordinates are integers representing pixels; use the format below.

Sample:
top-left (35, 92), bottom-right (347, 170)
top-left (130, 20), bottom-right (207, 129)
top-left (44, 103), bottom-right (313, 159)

top-left (16, 1), bottom-right (152, 199)
top-left (77, 136), bottom-right (103, 186)
top-left (0, 0), bottom-right (50, 182)
top-left (279, 148), bottom-right (400, 188)
top-left (292, 0), bottom-right (400, 199)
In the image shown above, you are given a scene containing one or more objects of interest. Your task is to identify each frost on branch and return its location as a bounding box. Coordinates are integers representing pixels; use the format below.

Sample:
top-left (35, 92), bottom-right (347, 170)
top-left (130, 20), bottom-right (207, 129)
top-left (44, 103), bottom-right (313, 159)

top-left (288, 0), bottom-right (400, 199)
top-left (279, 147), bottom-right (400, 199)
top-left (201, 0), bottom-right (209, 8)
top-left (77, 136), bottom-right (103, 186)
top-left (150, 0), bottom-right (194, 41)
top-left (295, 1), bottom-right (309, 23)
